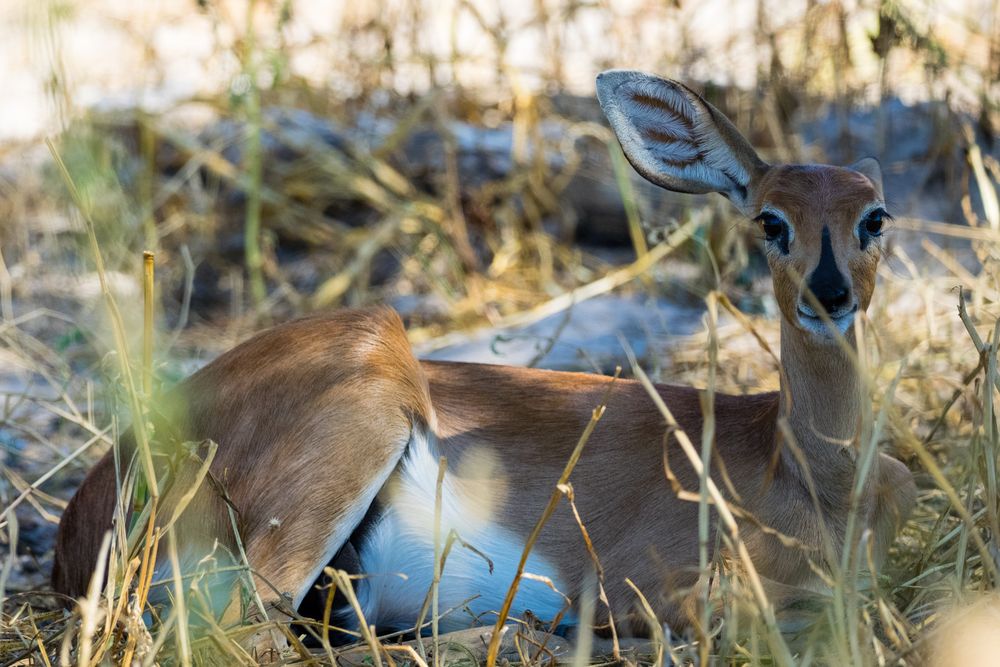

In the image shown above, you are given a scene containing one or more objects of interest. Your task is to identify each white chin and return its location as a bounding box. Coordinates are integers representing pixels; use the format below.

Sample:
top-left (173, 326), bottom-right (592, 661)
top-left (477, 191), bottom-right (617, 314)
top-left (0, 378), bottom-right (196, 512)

top-left (796, 311), bottom-right (855, 339)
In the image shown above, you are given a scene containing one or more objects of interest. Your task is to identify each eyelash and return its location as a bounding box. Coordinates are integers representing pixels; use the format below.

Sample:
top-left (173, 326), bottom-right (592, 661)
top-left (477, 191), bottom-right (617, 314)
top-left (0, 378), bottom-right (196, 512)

top-left (861, 209), bottom-right (889, 236)
top-left (754, 212), bottom-right (790, 253)
top-left (859, 208), bottom-right (891, 249)
top-left (756, 213), bottom-right (784, 240)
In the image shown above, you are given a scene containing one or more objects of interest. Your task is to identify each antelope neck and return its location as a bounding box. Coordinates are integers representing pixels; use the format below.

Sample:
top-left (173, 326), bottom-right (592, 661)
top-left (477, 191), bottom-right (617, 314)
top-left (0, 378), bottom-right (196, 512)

top-left (778, 318), bottom-right (863, 480)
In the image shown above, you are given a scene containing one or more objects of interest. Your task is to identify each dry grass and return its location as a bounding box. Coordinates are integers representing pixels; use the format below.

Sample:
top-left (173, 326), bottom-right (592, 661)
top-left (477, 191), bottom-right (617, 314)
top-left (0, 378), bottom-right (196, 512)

top-left (1, 0), bottom-right (1000, 664)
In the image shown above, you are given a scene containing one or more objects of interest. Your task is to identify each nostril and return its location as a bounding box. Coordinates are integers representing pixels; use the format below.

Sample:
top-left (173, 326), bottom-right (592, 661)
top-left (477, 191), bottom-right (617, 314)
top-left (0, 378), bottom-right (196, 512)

top-left (818, 286), bottom-right (850, 312)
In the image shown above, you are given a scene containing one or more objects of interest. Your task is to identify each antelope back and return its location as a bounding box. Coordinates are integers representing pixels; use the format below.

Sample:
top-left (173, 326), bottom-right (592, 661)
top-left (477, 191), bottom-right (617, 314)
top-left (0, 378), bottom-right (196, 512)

top-left (53, 308), bottom-right (435, 617)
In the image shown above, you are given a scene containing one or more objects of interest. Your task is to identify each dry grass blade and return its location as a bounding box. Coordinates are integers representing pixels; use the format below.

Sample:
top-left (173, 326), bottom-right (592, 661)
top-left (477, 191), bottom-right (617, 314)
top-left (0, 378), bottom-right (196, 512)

top-left (558, 482), bottom-right (620, 661)
top-left (432, 455), bottom-right (446, 667)
top-left (570, 569), bottom-right (596, 667)
top-left (963, 123), bottom-right (1000, 231)
top-left (0, 426), bottom-right (110, 523)
top-left (312, 217), bottom-right (401, 308)
top-left (626, 344), bottom-right (794, 667)
top-left (893, 216), bottom-right (1000, 241)
top-left (608, 143), bottom-right (649, 260)
top-left (383, 644), bottom-right (431, 667)
top-left (696, 292), bottom-right (720, 665)
top-left (43, 137), bottom-right (159, 502)
top-left (484, 367), bottom-right (621, 667)
top-left (0, 511), bottom-right (17, 621)
top-left (27, 606), bottom-right (54, 667)
top-left (158, 440), bottom-right (218, 535)
top-left (224, 503), bottom-right (269, 643)
top-left (624, 578), bottom-right (666, 667)
top-left (328, 567), bottom-right (384, 667)
top-left (74, 532), bottom-right (111, 667)
top-left (142, 251), bottom-right (154, 397)
top-left (166, 529), bottom-right (192, 666)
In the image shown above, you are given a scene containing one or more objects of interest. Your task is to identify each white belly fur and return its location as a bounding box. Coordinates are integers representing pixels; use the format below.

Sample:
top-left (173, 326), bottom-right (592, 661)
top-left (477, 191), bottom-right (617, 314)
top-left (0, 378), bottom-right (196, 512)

top-left (353, 430), bottom-right (574, 632)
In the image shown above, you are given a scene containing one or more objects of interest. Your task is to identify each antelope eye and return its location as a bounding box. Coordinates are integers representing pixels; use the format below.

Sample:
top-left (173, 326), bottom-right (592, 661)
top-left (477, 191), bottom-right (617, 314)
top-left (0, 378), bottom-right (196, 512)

top-left (757, 212), bottom-right (785, 242)
top-left (863, 210), bottom-right (886, 236)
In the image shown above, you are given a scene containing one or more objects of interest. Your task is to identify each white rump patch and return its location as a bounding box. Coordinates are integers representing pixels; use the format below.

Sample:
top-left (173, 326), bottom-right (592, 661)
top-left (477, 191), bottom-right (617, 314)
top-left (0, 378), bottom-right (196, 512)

top-left (351, 431), bottom-right (574, 632)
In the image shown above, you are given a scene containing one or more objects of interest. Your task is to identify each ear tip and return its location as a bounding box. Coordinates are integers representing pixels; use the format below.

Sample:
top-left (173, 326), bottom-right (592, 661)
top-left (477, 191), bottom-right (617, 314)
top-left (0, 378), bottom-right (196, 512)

top-left (595, 69), bottom-right (634, 96)
top-left (848, 156), bottom-right (884, 191)
top-left (596, 69), bottom-right (634, 82)
top-left (596, 69), bottom-right (674, 92)
top-left (850, 156), bottom-right (883, 174)
top-left (596, 70), bottom-right (686, 112)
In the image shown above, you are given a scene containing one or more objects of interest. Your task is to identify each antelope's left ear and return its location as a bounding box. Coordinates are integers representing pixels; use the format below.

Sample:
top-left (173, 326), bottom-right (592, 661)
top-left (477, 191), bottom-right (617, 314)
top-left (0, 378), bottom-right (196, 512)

top-left (596, 70), bottom-right (768, 216)
top-left (849, 157), bottom-right (884, 198)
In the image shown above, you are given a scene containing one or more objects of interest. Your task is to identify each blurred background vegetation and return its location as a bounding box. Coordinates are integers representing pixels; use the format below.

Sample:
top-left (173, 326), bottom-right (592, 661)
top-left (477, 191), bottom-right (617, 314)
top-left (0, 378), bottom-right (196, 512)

top-left (0, 0), bottom-right (999, 663)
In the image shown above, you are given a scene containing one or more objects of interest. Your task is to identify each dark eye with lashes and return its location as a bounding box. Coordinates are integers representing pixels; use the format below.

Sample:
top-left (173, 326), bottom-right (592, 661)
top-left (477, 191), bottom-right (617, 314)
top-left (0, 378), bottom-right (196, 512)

top-left (863, 209), bottom-right (886, 235)
top-left (754, 211), bottom-right (790, 254)
top-left (858, 208), bottom-right (890, 248)
top-left (756, 212), bottom-right (785, 242)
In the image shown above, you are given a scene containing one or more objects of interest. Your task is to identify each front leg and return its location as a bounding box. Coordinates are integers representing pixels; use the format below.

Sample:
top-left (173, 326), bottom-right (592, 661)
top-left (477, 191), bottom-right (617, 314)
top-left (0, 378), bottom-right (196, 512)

top-left (871, 453), bottom-right (916, 568)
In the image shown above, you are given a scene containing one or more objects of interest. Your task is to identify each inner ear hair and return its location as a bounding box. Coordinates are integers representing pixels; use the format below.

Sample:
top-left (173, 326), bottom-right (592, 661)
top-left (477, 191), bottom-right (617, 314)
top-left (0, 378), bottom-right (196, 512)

top-left (596, 70), bottom-right (768, 215)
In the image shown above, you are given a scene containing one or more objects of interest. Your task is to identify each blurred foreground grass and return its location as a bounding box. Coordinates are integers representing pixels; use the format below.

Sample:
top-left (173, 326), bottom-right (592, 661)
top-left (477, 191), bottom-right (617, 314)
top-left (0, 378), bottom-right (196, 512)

top-left (1, 0), bottom-right (1000, 664)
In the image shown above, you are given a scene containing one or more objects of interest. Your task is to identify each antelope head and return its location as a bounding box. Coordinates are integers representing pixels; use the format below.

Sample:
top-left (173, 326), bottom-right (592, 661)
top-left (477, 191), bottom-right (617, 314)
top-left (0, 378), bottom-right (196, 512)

top-left (596, 70), bottom-right (887, 343)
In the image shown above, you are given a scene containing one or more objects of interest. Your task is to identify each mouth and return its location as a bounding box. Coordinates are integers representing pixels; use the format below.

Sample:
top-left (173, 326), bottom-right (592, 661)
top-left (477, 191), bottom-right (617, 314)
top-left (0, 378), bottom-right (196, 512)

top-left (796, 303), bottom-right (858, 337)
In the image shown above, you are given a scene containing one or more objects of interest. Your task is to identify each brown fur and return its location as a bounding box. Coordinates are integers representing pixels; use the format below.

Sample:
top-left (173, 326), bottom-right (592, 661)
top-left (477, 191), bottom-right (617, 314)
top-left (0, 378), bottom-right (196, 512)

top-left (753, 165), bottom-right (883, 321)
top-left (53, 307), bottom-right (913, 631)
top-left (54, 308), bottom-right (434, 612)
top-left (53, 75), bottom-right (917, 640)
top-left (423, 361), bottom-right (783, 628)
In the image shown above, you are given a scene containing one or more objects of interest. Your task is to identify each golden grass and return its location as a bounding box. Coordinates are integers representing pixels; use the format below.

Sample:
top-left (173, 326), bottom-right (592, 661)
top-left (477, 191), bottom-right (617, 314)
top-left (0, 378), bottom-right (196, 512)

top-left (1, 0), bottom-right (999, 664)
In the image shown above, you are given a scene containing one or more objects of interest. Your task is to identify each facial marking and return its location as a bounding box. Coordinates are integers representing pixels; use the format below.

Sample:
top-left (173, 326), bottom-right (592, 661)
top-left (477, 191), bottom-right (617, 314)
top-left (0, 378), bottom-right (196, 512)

top-left (751, 164), bottom-right (884, 340)
top-left (813, 227), bottom-right (845, 290)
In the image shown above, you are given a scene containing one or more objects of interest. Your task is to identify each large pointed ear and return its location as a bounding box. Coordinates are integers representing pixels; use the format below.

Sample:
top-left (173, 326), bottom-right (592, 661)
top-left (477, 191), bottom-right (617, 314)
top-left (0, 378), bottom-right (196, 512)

top-left (596, 70), bottom-right (768, 215)
top-left (848, 157), bottom-right (884, 199)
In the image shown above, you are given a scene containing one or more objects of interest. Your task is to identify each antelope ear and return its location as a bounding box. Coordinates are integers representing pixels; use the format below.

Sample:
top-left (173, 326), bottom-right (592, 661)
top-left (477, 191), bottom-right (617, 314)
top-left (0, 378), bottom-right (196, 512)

top-left (849, 157), bottom-right (884, 198)
top-left (596, 70), bottom-right (767, 215)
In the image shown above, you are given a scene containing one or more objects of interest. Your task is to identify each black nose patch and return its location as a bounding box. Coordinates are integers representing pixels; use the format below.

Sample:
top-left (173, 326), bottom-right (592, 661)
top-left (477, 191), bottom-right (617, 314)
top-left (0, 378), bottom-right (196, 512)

top-left (807, 226), bottom-right (851, 313)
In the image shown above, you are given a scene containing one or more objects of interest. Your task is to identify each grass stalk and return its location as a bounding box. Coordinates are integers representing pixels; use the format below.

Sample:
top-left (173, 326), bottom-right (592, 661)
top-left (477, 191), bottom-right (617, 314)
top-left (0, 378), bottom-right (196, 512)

top-left (624, 578), bottom-right (665, 667)
top-left (329, 568), bottom-right (383, 667)
top-left (609, 143), bottom-right (649, 260)
top-left (45, 138), bottom-right (159, 501)
top-left (627, 346), bottom-right (794, 667)
top-left (484, 367), bottom-right (621, 667)
top-left (167, 529), bottom-right (192, 666)
top-left (432, 456), bottom-right (446, 667)
top-left (241, 0), bottom-right (266, 307)
top-left (559, 482), bottom-right (620, 660)
top-left (696, 292), bottom-right (719, 663)
top-left (142, 251), bottom-right (154, 398)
